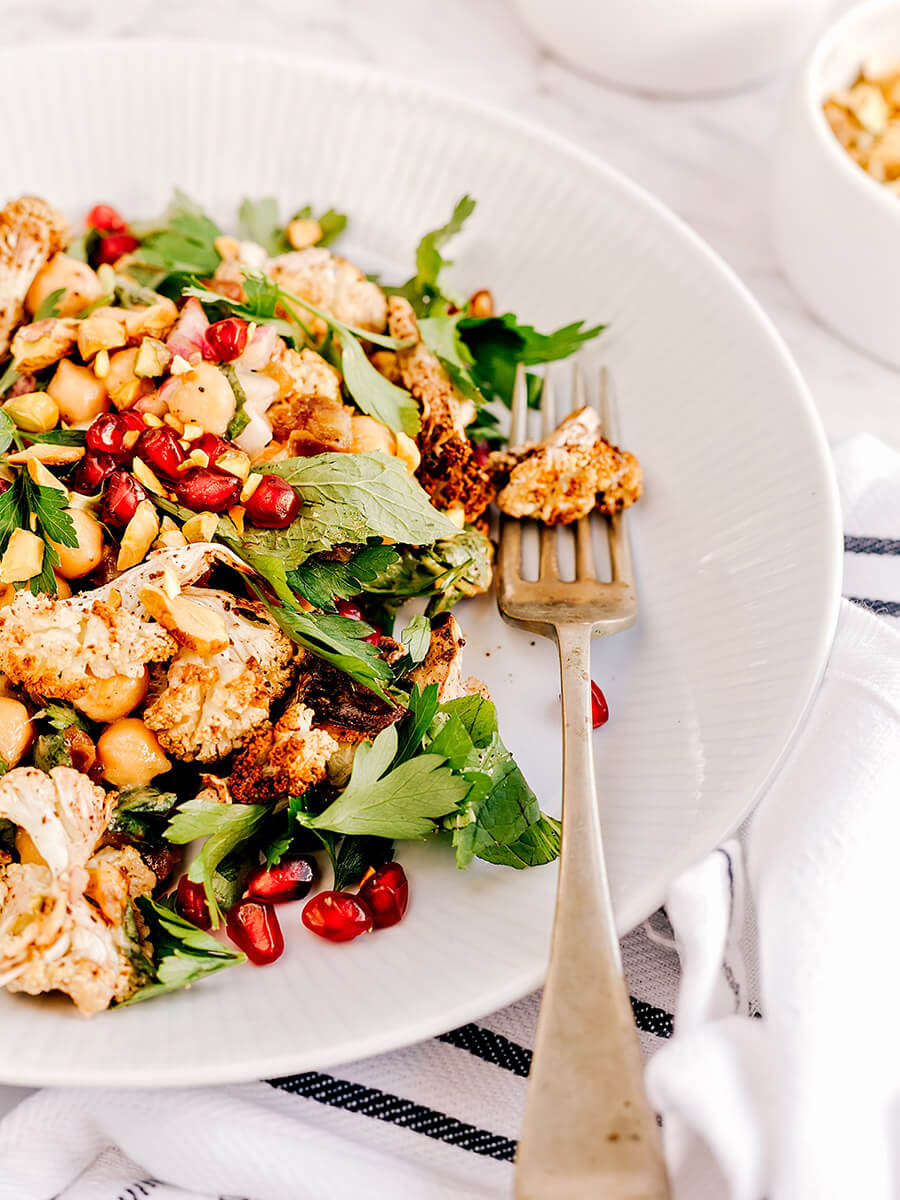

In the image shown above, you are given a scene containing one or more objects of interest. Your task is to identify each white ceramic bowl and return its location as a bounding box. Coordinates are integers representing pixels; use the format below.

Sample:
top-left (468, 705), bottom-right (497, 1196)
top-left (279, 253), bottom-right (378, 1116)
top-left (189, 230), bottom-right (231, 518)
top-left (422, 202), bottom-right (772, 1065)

top-left (772, 0), bottom-right (900, 368)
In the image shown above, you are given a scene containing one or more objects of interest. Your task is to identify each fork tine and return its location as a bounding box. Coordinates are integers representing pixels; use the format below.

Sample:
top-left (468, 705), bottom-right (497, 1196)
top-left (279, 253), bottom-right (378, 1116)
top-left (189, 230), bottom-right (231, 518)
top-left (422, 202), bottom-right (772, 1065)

top-left (538, 372), bottom-right (558, 579)
top-left (571, 363), bottom-right (596, 579)
top-left (600, 367), bottom-right (636, 587)
top-left (510, 362), bottom-right (529, 446)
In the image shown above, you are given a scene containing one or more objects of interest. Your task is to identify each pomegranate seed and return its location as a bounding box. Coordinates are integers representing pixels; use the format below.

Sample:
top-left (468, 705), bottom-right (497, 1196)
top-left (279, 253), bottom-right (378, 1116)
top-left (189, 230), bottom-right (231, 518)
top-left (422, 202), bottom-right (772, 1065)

top-left (102, 470), bottom-right (148, 528)
top-left (591, 681), bottom-right (609, 729)
top-left (243, 475), bottom-right (301, 529)
top-left (363, 628), bottom-right (383, 645)
top-left (226, 899), bottom-right (284, 965)
top-left (94, 232), bottom-right (140, 266)
top-left (176, 876), bottom-right (211, 930)
top-left (70, 450), bottom-right (116, 494)
top-left (174, 467), bottom-right (242, 513)
top-left (190, 432), bottom-right (234, 465)
top-left (86, 411), bottom-right (143, 462)
top-left (302, 891), bottom-right (373, 942)
top-left (0, 480), bottom-right (10, 495)
top-left (136, 426), bottom-right (186, 480)
top-left (246, 856), bottom-right (317, 904)
top-left (336, 599), bottom-right (363, 621)
top-left (473, 440), bottom-right (490, 466)
top-left (358, 862), bottom-right (409, 930)
top-left (203, 318), bottom-right (249, 363)
top-left (86, 204), bottom-right (127, 234)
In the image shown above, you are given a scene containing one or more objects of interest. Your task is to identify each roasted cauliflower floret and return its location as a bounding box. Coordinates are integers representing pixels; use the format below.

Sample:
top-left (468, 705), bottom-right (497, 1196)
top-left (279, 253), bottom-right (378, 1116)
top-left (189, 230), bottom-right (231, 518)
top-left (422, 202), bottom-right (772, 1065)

top-left (0, 590), bottom-right (175, 704)
top-left (492, 405), bottom-right (642, 525)
top-left (11, 316), bottom-right (79, 372)
top-left (408, 612), bottom-right (488, 703)
top-left (387, 297), bottom-right (495, 524)
top-left (0, 861), bottom-right (150, 1015)
top-left (266, 347), bottom-right (351, 452)
top-left (229, 702), bottom-right (338, 805)
top-left (143, 590), bottom-right (295, 762)
top-left (0, 196), bottom-right (69, 358)
top-left (0, 766), bottom-right (113, 877)
top-left (268, 247), bottom-right (387, 334)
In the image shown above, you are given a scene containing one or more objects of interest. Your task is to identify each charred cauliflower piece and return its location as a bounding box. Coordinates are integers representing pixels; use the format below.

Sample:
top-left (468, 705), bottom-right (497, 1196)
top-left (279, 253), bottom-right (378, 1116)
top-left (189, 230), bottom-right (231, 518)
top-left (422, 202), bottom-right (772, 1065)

top-left (268, 247), bottom-right (387, 334)
top-left (492, 406), bottom-right (642, 525)
top-left (0, 196), bottom-right (69, 359)
top-left (295, 653), bottom-right (406, 744)
top-left (409, 613), bottom-right (488, 703)
top-left (0, 767), bottom-right (154, 1015)
top-left (387, 297), bottom-right (495, 524)
top-left (266, 347), bottom-right (352, 453)
top-left (0, 590), bottom-right (175, 704)
top-left (230, 702), bottom-right (339, 805)
top-left (143, 589), bottom-right (295, 762)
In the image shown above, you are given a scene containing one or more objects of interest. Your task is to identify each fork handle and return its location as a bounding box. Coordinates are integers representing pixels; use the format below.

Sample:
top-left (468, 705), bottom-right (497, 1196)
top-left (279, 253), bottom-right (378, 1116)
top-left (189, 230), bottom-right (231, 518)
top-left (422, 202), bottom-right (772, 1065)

top-left (515, 624), bottom-right (670, 1200)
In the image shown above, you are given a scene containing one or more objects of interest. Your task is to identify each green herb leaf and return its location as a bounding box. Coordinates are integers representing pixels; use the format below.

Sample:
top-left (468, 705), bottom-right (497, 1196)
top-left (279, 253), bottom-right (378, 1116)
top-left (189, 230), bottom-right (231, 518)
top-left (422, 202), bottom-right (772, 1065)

top-left (121, 897), bottom-right (245, 1006)
top-left (395, 683), bottom-right (440, 765)
top-left (222, 363), bottom-right (250, 439)
top-left (315, 209), bottom-right (347, 247)
top-left (333, 834), bottom-right (393, 890)
top-left (300, 724), bottom-right (469, 840)
top-left (164, 799), bottom-right (267, 926)
top-left (365, 525), bottom-right (493, 617)
top-left (286, 544), bottom-right (399, 611)
top-left (0, 365), bottom-right (19, 399)
top-left (268, 452), bottom-right (458, 551)
top-left (0, 410), bottom-right (15, 456)
top-left (108, 785), bottom-right (178, 845)
top-left (25, 427), bottom-right (86, 447)
top-left (386, 196), bottom-right (476, 316)
top-left (400, 615), bottom-right (431, 664)
top-left (237, 196), bottom-right (284, 256)
top-left (335, 328), bottom-right (421, 435)
top-left (136, 192), bottom-right (223, 283)
top-left (33, 287), bottom-right (66, 321)
top-left (33, 701), bottom-right (87, 732)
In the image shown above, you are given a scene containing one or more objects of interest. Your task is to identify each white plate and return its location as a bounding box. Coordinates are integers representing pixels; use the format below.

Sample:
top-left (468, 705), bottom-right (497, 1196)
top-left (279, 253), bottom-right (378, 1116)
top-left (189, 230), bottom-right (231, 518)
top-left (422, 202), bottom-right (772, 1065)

top-left (0, 42), bottom-right (841, 1086)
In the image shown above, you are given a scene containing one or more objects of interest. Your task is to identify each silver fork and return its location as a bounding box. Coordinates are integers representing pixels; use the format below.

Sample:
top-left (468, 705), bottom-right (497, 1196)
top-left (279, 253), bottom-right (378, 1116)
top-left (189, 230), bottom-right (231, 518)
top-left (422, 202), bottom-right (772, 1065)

top-left (498, 364), bottom-right (670, 1200)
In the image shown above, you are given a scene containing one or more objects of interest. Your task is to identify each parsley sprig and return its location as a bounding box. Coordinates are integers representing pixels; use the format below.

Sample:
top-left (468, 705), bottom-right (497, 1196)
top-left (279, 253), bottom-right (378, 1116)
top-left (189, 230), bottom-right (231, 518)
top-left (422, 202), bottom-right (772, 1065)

top-left (0, 470), bottom-right (78, 595)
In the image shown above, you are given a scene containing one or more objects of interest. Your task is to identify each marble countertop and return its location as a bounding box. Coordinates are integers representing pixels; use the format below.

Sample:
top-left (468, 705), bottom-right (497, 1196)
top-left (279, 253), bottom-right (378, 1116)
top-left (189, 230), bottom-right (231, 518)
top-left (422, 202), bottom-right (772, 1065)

top-left (2, 0), bottom-right (895, 451)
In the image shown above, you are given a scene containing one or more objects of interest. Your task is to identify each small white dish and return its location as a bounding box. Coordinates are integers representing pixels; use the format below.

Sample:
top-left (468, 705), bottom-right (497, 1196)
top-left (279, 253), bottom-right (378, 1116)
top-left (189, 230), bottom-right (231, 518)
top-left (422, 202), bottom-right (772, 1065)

top-left (772, 0), bottom-right (900, 368)
top-left (0, 41), bottom-right (841, 1086)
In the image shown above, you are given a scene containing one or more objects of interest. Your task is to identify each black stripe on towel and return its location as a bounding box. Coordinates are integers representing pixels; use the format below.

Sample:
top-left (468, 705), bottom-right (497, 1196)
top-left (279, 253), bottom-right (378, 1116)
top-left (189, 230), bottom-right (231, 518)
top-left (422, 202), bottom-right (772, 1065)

top-left (630, 998), bottom-right (674, 1039)
top-left (267, 1071), bottom-right (517, 1161)
top-left (844, 535), bottom-right (900, 555)
top-left (848, 596), bottom-right (900, 617)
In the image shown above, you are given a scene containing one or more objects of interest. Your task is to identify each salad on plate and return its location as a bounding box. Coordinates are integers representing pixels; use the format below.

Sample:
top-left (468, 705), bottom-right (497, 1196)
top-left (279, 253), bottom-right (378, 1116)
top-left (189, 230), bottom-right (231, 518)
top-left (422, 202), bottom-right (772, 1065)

top-left (0, 192), bottom-right (641, 1014)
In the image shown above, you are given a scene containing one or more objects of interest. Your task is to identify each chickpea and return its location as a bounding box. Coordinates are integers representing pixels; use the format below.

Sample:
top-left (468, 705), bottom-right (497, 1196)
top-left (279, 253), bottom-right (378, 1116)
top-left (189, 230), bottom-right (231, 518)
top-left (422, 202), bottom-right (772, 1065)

top-left (105, 347), bottom-right (153, 411)
top-left (166, 363), bottom-right (235, 435)
top-left (25, 254), bottom-right (104, 319)
top-left (16, 830), bottom-right (45, 867)
top-left (350, 415), bottom-right (395, 456)
top-left (48, 508), bottom-right (104, 579)
top-left (75, 667), bottom-right (149, 724)
top-left (97, 718), bottom-right (171, 788)
top-left (47, 360), bottom-right (109, 425)
top-left (0, 698), bottom-right (33, 768)
top-left (53, 573), bottom-right (72, 598)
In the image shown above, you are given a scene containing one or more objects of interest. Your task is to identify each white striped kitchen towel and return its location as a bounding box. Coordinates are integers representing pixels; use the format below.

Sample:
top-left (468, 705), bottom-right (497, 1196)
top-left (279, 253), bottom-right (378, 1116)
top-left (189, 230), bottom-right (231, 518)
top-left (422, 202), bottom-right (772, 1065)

top-left (0, 432), bottom-right (898, 1200)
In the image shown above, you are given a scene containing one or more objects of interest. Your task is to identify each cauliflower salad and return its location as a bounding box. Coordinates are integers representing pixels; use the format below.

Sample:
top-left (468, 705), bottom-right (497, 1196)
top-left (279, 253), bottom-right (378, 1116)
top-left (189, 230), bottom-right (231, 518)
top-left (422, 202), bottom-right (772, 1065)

top-left (0, 192), bottom-right (640, 1013)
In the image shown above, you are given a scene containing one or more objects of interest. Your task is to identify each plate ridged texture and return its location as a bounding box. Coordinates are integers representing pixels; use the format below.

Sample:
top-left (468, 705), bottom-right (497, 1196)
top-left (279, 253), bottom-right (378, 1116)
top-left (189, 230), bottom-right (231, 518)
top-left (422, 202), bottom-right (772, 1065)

top-left (0, 42), bottom-right (841, 1086)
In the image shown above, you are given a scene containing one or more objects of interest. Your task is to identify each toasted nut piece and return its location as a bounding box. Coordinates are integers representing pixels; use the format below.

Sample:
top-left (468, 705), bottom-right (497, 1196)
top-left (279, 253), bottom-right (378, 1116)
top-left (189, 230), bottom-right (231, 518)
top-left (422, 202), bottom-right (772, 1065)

top-left (132, 457), bottom-right (166, 496)
top-left (468, 289), bottom-right (495, 318)
top-left (141, 412), bottom-right (164, 428)
top-left (140, 583), bottom-right (229, 655)
top-left (169, 354), bottom-right (193, 376)
top-left (240, 473), bottom-right (263, 503)
top-left (3, 391), bottom-right (60, 434)
top-left (188, 449), bottom-right (209, 468)
top-left (77, 308), bottom-right (128, 360)
top-left (287, 217), bottom-right (323, 250)
top-left (182, 422), bottom-right (204, 440)
top-left (26, 457), bottom-right (68, 494)
top-left (133, 337), bottom-right (171, 378)
top-left (122, 299), bottom-right (178, 342)
top-left (11, 318), bottom-right (79, 372)
top-left (182, 511), bottom-right (219, 543)
top-left (163, 413), bottom-right (184, 434)
top-left (97, 717), bottom-right (170, 788)
top-left (216, 448), bottom-right (250, 480)
top-left (154, 528), bottom-right (188, 550)
top-left (214, 235), bottom-right (240, 259)
top-left (446, 505), bottom-right (466, 530)
top-left (49, 508), bottom-right (104, 579)
top-left (47, 359), bottom-right (109, 425)
top-left (122, 429), bottom-right (141, 450)
top-left (93, 349), bottom-right (111, 379)
top-left (117, 501), bottom-right (160, 571)
top-left (393, 430), bottom-right (421, 473)
top-left (0, 697), bottom-right (34, 767)
top-left (227, 504), bottom-right (245, 535)
top-left (7, 443), bottom-right (84, 467)
top-left (0, 529), bottom-right (44, 583)
top-left (25, 254), bottom-right (103, 319)
top-left (75, 666), bottom-right (150, 723)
